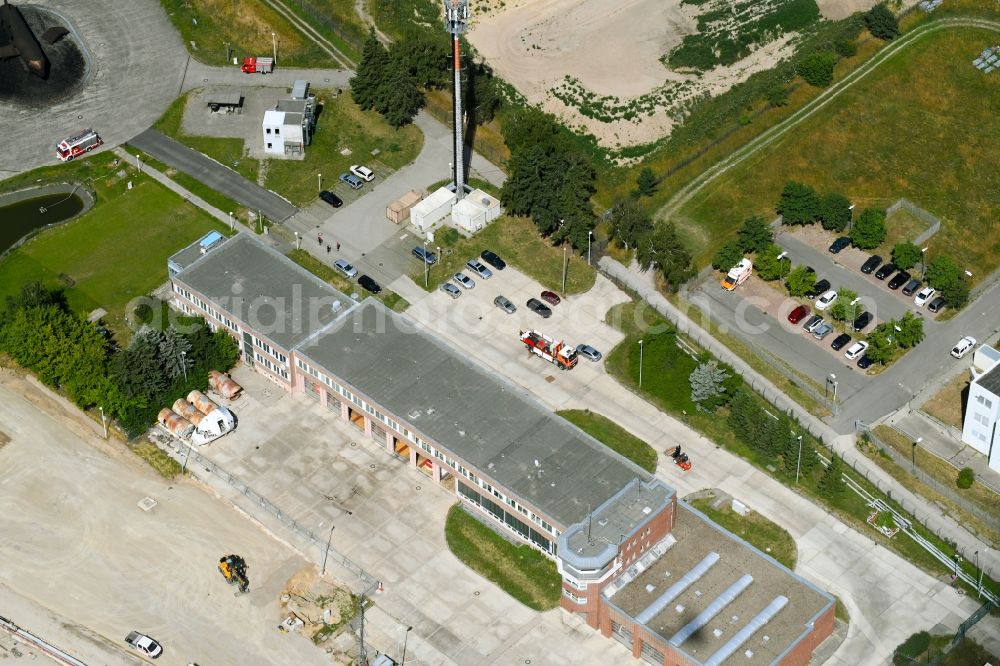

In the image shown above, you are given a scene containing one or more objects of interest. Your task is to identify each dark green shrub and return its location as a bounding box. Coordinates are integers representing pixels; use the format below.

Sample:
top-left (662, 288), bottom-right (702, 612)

top-left (957, 467), bottom-right (975, 489)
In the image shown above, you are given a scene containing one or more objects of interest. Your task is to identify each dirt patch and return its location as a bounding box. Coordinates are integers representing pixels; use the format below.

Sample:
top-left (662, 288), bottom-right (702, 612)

top-left (815, 0), bottom-right (880, 20)
top-left (467, 0), bottom-right (799, 149)
top-left (278, 566), bottom-right (357, 646)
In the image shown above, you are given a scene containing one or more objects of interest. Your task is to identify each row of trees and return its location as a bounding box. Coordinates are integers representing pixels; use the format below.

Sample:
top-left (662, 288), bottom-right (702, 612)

top-left (865, 311), bottom-right (924, 363)
top-left (795, 5), bottom-right (898, 89)
top-left (0, 283), bottom-right (239, 437)
top-left (776, 181), bottom-right (852, 231)
top-left (607, 199), bottom-right (695, 290)
top-left (351, 29), bottom-right (502, 128)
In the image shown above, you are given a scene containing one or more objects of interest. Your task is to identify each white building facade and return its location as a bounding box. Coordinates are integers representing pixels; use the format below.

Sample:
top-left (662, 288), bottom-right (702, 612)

top-left (961, 345), bottom-right (1000, 472)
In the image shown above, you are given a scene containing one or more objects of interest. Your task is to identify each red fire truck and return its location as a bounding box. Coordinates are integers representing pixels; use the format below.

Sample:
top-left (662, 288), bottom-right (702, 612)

top-left (56, 129), bottom-right (103, 162)
top-left (241, 56), bottom-right (274, 74)
top-left (520, 329), bottom-right (578, 370)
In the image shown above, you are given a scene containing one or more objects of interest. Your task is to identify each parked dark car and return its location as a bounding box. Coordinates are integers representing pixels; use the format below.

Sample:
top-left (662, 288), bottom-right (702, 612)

top-left (412, 246), bottom-right (437, 265)
top-left (860, 255), bottom-right (882, 274)
top-left (853, 311), bottom-right (874, 332)
top-left (927, 296), bottom-right (947, 313)
top-left (787, 304), bottom-right (810, 324)
top-left (319, 190), bottom-right (343, 208)
top-left (803, 314), bottom-right (824, 333)
top-left (358, 275), bottom-right (381, 294)
top-left (857, 355), bottom-right (874, 369)
top-left (805, 279), bottom-right (831, 299)
top-left (481, 250), bottom-right (506, 270)
top-left (887, 271), bottom-right (911, 290)
top-left (902, 279), bottom-right (922, 296)
top-left (831, 333), bottom-right (852, 351)
top-left (829, 237), bottom-right (851, 254)
top-left (874, 262), bottom-right (898, 280)
top-left (526, 298), bottom-right (552, 318)
top-left (540, 290), bottom-right (561, 306)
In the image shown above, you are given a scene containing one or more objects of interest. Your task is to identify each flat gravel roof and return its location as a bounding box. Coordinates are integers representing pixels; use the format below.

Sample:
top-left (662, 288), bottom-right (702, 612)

top-left (299, 299), bottom-right (651, 528)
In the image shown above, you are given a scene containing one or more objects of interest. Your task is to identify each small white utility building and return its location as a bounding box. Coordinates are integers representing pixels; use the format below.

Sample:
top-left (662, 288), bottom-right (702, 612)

top-left (411, 187), bottom-right (456, 232)
top-left (451, 189), bottom-right (502, 233)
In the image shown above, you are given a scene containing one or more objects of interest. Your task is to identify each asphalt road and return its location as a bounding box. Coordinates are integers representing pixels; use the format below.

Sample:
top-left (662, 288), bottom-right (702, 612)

top-left (129, 128), bottom-right (299, 222)
top-left (0, 0), bottom-right (185, 177)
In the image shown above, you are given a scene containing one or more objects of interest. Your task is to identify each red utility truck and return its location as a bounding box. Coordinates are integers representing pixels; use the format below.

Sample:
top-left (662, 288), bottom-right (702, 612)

top-left (241, 56), bottom-right (274, 74)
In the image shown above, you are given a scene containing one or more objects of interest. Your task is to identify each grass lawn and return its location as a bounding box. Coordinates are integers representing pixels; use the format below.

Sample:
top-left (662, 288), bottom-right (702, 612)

top-left (286, 249), bottom-right (409, 312)
top-left (688, 496), bottom-right (797, 570)
top-left (264, 92), bottom-right (423, 206)
top-left (284, 0), bottom-right (366, 63)
top-left (558, 409), bottom-right (657, 473)
top-left (444, 505), bottom-right (561, 611)
top-left (129, 441), bottom-right (184, 479)
top-left (0, 170), bottom-right (229, 341)
top-left (411, 216), bottom-right (596, 294)
top-left (881, 207), bottom-right (931, 255)
top-left (895, 632), bottom-right (998, 666)
top-left (159, 0), bottom-right (336, 67)
top-left (677, 27), bottom-right (1000, 274)
top-left (921, 373), bottom-right (968, 430)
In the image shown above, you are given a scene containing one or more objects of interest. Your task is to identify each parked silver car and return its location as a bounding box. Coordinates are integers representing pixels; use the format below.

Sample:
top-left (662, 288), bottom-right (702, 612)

top-left (440, 283), bottom-right (461, 299)
top-left (466, 258), bottom-right (493, 279)
top-left (333, 259), bottom-right (358, 278)
top-left (494, 295), bottom-right (516, 314)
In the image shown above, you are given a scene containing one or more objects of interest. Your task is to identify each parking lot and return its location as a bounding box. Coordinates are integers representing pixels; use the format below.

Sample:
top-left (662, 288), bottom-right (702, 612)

top-left (188, 365), bottom-right (633, 666)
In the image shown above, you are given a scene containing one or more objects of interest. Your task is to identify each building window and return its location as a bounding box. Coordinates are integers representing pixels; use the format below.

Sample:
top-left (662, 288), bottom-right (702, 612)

top-left (266, 128), bottom-right (271, 134)
top-left (275, 128), bottom-right (280, 135)
top-left (266, 142), bottom-right (272, 149)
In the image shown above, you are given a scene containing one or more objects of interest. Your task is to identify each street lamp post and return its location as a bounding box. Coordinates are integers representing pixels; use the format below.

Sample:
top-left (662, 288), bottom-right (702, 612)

top-left (401, 626), bottom-right (413, 665)
top-left (229, 211), bottom-right (234, 230)
top-left (271, 32), bottom-right (277, 63)
top-left (588, 230), bottom-right (593, 266)
top-left (423, 240), bottom-right (429, 288)
top-left (795, 435), bottom-right (804, 484)
top-left (921, 247), bottom-right (928, 281)
top-left (912, 437), bottom-right (923, 474)
top-left (776, 251), bottom-right (788, 282)
top-left (317, 173), bottom-right (322, 194)
top-left (638, 339), bottom-right (645, 388)
top-left (99, 406), bottom-right (108, 439)
top-left (180, 350), bottom-right (187, 383)
top-left (847, 204), bottom-right (855, 233)
top-left (294, 231), bottom-right (300, 250)
top-left (321, 524), bottom-right (336, 576)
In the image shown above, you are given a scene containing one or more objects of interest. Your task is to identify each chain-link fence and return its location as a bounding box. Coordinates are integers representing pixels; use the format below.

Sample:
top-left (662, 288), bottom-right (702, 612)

top-left (885, 198), bottom-right (941, 245)
top-left (858, 424), bottom-right (1000, 537)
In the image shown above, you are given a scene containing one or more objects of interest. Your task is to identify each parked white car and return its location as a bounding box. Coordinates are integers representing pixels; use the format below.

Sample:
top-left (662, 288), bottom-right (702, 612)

top-left (845, 341), bottom-right (869, 360)
top-left (914, 286), bottom-right (936, 307)
top-left (815, 290), bottom-right (838, 311)
top-left (350, 165), bottom-right (375, 182)
top-left (951, 336), bottom-right (976, 359)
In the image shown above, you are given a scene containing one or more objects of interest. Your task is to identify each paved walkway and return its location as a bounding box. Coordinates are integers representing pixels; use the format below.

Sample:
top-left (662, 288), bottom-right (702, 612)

top-left (129, 128), bottom-right (300, 222)
top-left (600, 257), bottom-right (1000, 577)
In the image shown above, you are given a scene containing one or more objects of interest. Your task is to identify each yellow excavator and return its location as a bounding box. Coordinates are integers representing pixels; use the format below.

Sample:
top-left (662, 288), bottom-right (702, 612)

top-left (218, 555), bottom-right (249, 593)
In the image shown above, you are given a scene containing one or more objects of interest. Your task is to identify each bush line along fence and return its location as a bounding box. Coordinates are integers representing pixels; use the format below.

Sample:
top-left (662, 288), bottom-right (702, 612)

top-left (861, 424), bottom-right (1000, 533)
top-left (598, 256), bottom-right (999, 580)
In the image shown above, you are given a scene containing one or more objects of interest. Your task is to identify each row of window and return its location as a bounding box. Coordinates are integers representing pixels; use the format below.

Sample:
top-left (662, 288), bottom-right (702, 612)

top-left (975, 394), bottom-right (994, 409)
top-left (457, 483), bottom-right (553, 554)
top-left (174, 283), bottom-right (239, 337)
top-left (256, 353), bottom-right (289, 380)
top-left (562, 588), bottom-right (587, 604)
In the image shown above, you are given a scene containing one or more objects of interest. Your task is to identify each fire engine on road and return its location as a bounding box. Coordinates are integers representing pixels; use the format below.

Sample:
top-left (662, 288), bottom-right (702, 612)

top-left (56, 129), bottom-right (103, 162)
top-left (520, 329), bottom-right (578, 370)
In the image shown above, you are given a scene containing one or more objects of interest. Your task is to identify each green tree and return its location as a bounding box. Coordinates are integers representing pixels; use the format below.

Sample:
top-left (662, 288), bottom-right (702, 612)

top-left (818, 192), bottom-right (852, 232)
top-left (738, 215), bottom-right (774, 254)
top-left (392, 32), bottom-right (450, 88)
top-left (785, 265), bottom-right (817, 297)
top-left (376, 56), bottom-right (425, 127)
top-left (850, 208), bottom-right (887, 249)
top-left (4, 280), bottom-right (66, 313)
top-left (865, 4), bottom-right (899, 41)
top-left (834, 38), bottom-right (857, 58)
top-left (689, 361), bottom-right (730, 412)
top-left (754, 244), bottom-right (790, 281)
top-left (895, 311), bottom-right (924, 349)
top-left (818, 454), bottom-right (846, 499)
top-left (468, 61), bottom-right (501, 124)
top-left (712, 239), bottom-right (744, 272)
top-left (350, 29), bottom-right (390, 110)
top-left (159, 327), bottom-right (193, 380)
top-left (865, 321), bottom-right (897, 364)
top-left (797, 52), bottom-right (837, 87)
top-left (608, 199), bottom-right (652, 250)
top-left (783, 433), bottom-right (820, 478)
top-left (767, 84), bottom-right (789, 107)
top-left (636, 223), bottom-right (695, 291)
top-left (957, 467), bottom-right (975, 489)
top-left (829, 289), bottom-right (859, 322)
top-left (925, 254), bottom-right (970, 307)
top-left (891, 242), bottom-right (922, 271)
top-left (777, 181), bottom-right (820, 225)
top-left (636, 168), bottom-right (658, 197)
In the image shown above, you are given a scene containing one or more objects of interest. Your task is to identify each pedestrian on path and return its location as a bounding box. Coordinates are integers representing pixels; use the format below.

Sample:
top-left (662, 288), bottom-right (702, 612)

top-left (326, 244), bottom-right (331, 254)
top-left (336, 241), bottom-right (341, 251)
top-left (318, 233), bottom-right (323, 245)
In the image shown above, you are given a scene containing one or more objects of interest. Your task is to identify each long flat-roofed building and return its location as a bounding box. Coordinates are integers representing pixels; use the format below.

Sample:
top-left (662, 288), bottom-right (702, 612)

top-left (168, 232), bottom-right (835, 665)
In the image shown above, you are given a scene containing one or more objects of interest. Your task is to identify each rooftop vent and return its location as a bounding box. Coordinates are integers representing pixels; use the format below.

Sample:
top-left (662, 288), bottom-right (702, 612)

top-left (675, 605), bottom-right (684, 613)
top-left (713, 629), bottom-right (723, 638)
top-left (642, 506), bottom-right (651, 514)
top-left (744, 651), bottom-right (753, 658)
top-left (645, 584), bottom-right (655, 593)
top-left (598, 518), bottom-right (609, 527)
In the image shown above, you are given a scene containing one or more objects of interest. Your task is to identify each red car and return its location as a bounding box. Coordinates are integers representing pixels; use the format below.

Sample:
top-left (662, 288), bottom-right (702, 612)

top-left (787, 304), bottom-right (810, 324)
top-left (540, 290), bottom-right (561, 306)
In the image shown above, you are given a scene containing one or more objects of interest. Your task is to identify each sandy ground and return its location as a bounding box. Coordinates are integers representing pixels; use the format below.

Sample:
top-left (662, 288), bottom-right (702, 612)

top-left (0, 372), bottom-right (333, 666)
top-left (467, 0), bottom-right (914, 149)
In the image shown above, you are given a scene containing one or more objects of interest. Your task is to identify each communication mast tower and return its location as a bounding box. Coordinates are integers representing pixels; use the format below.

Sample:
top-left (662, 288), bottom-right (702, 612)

top-left (443, 0), bottom-right (469, 199)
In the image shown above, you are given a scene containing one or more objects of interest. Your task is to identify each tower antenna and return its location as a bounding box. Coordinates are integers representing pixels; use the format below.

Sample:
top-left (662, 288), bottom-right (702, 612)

top-left (443, 0), bottom-right (469, 199)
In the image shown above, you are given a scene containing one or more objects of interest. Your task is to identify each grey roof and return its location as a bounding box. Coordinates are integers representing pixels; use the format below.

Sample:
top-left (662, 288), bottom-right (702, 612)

top-left (168, 230), bottom-right (229, 273)
top-left (298, 300), bottom-right (651, 528)
top-left (560, 479), bottom-right (674, 569)
top-left (978, 362), bottom-right (1000, 397)
top-left (609, 504), bottom-right (833, 666)
top-left (173, 232), bottom-right (354, 351)
top-left (277, 99), bottom-right (307, 114)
